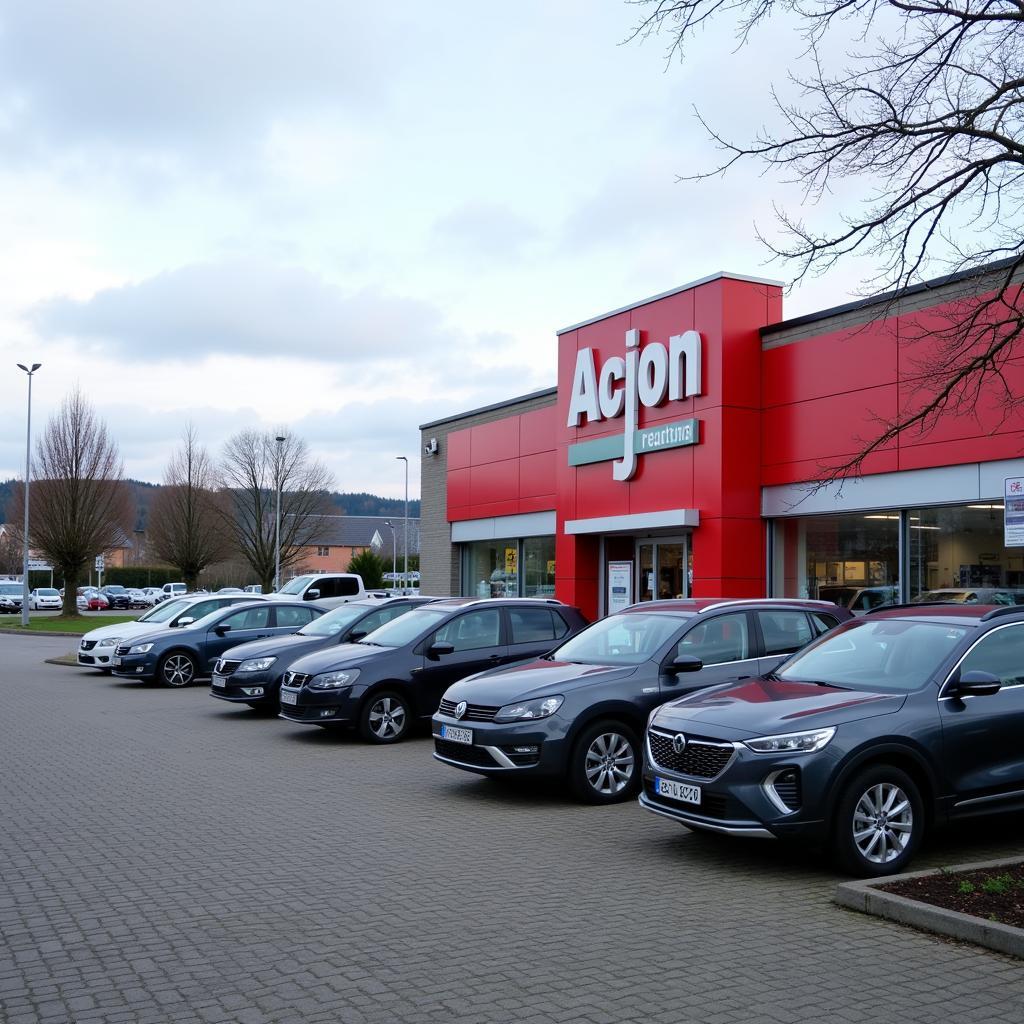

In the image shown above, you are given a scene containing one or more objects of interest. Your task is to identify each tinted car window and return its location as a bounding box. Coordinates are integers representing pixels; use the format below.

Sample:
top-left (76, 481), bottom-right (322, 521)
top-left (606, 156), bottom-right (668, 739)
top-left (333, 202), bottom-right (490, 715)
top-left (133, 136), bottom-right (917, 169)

top-left (337, 577), bottom-right (360, 596)
top-left (758, 610), bottom-right (812, 655)
top-left (275, 606), bottom-right (318, 628)
top-left (679, 612), bottom-right (750, 665)
top-left (811, 612), bottom-right (840, 635)
top-left (435, 609), bottom-right (501, 652)
top-left (221, 606), bottom-right (272, 630)
top-left (958, 625), bottom-right (1024, 686)
top-left (509, 608), bottom-right (557, 644)
top-left (306, 578), bottom-right (336, 599)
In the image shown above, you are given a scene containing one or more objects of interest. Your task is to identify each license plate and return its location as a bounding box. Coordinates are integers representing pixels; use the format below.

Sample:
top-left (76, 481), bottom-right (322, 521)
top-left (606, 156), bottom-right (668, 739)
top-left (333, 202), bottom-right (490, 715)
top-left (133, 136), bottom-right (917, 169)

top-left (112, 657), bottom-right (122, 667)
top-left (655, 777), bottom-right (701, 805)
top-left (281, 690), bottom-right (298, 706)
top-left (212, 675), bottom-right (226, 688)
top-left (440, 724), bottom-right (473, 745)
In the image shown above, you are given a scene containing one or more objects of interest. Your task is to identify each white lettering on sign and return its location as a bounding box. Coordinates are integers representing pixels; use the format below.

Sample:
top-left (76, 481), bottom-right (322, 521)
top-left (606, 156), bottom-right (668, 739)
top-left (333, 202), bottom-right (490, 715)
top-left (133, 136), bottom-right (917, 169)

top-left (566, 329), bottom-right (703, 481)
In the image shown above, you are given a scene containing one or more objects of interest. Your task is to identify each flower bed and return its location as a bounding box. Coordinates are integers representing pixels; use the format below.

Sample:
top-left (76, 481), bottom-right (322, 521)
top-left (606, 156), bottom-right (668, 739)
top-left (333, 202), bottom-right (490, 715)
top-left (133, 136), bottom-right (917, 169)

top-left (880, 863), bottom-right (1024, 929)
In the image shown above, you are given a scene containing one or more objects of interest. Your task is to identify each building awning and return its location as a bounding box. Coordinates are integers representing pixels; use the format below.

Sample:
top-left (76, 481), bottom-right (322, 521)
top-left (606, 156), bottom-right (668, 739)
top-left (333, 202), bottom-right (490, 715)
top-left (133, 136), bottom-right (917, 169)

top-left (564, 509), bottom-right (700, 536)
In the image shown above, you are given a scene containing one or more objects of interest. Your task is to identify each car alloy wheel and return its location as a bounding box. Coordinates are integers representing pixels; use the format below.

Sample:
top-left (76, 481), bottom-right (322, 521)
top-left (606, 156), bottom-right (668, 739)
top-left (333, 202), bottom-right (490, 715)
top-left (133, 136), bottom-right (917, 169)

top-left (359, 691), bottom-right (410, 743)
top-left (160, 653), bottom-right (196, 688)
top-left (570, 721), bottom-right (640, 804)
top-left (834, 765), bottom-right (923, 876)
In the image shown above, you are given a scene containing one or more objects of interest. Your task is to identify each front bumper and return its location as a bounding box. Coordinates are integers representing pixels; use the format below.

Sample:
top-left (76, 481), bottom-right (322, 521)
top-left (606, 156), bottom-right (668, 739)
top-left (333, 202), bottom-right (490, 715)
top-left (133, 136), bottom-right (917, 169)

top-left (277, 684), bottom-right (357, 725)
top-left (430, 714), bottom-right (567, 776)
top-left (111, 652), bottom-right (159, 679)
top-left (210, 669), bottom-right (279, 705)
top-left (78, 642), bottom-right (118, 668)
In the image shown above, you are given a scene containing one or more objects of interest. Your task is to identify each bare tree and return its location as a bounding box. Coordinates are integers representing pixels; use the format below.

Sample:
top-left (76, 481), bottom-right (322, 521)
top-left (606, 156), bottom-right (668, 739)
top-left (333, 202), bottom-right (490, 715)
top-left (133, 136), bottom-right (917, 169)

top-left (217, 430), bottom-right (334, 592)
top-left (148, 425), bottom-right (229, 590)
top-left (21, 389), bottom-right (132, 615)
top-left (631, 0), bottom-right (1024, 478)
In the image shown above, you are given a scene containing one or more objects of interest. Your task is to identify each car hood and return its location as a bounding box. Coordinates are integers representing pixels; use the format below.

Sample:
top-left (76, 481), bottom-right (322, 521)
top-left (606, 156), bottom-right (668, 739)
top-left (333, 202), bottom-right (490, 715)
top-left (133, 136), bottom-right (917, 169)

top-left (83, 621), bottom-right (155, 642)
top-left (443, 660), bottom-right (638, 705)
top-left (653, 677), bottom-right (907, 737)
top-left (221, 633), bottom-right (327, 662)
top-left (287, 642), bottom-right (395, 676)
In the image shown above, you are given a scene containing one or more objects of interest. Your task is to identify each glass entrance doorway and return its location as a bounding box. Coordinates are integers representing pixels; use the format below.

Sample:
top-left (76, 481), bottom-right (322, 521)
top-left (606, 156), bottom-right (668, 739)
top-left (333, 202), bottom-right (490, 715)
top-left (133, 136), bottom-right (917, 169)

top-left (637, 538), bottom-right (690, 602)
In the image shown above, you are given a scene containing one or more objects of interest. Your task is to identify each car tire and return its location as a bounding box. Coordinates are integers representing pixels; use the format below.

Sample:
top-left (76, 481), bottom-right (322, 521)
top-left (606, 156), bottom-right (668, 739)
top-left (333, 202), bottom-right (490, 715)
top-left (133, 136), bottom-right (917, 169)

top-left (568, 721), bottom-right (641, 805)
top-left (358, 690), bottom-right (411, 744)
top-left (158, 651), bottom-right (197, 688)
top-left (833, 765), bottom-right (924, 876)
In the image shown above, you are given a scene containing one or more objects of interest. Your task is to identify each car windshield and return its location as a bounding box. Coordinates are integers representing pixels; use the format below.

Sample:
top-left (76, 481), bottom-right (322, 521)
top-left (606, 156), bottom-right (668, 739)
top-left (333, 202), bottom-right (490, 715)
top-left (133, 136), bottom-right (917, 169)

top-left (37, 588), bottom-right (59, 596)
top-left (0, 583), bottom-right (21, 596)
top-left (359, 607), bottom-right (451, 647)
top-left (553, 612), bottom-right (686, 665)
top-left (138, 598), bottom-right (190, 623)
top-left (105, 586), bottom-right (126, 593)
top-left (776, 618), bottom-right (972, 692)
top-left (299, 604), bottom-right (370, 637)
top-left (277, 575), bottom-right (314, 596)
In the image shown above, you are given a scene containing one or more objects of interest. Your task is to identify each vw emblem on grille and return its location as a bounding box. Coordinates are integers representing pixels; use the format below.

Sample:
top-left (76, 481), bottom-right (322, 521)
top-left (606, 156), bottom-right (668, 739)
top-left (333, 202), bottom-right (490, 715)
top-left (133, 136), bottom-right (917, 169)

top-left (454, 701), bottom-right (468, 720)
top-left (672, 733), bottom-right (688, 755)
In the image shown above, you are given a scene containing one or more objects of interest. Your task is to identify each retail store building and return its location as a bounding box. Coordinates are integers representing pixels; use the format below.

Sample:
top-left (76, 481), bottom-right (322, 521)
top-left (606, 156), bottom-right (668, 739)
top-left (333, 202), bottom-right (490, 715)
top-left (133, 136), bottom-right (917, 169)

top-left (420, 266), bottom-right (1024, 621)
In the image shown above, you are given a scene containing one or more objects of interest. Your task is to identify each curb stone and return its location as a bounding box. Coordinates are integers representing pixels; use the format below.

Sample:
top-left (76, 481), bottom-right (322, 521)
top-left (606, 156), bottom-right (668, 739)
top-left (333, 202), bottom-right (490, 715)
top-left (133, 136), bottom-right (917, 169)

top-left (835, 856), bottom-right (1024, 959)
top-left (44, 655), bottom-right (83, 667)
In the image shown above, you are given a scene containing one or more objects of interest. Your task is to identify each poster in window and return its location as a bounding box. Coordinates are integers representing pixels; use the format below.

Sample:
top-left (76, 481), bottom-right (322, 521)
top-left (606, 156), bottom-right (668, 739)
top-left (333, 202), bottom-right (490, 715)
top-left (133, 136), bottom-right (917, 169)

top-left (608, 561), bottom-right (633, 615)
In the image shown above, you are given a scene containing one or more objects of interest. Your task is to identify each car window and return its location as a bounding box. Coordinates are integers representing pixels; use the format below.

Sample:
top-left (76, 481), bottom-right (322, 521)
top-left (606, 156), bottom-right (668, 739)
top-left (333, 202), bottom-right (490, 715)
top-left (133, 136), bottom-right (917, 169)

top-left (435, 609), bottom-right (502, 652)
top-left (958, 625), bottom-right (1024, 687)
top-left (678, 612), bottom-right (751, 666)
top-left (811, 612), bottom-right (840, 636)
top-left (757, 610), bottom-right (812, 656)
top-left (509, 607), bottom-right (558, 644)
top-left (304, 577), bottom-right (335, 599)
top-left (336, 577), bottom-right (360, 596)
top-left (220, 606), bottom-right (272, 631)
top-left (274, 606), bottom-right (318, 628)
top-left (354, 606), bottom-right (403, 634)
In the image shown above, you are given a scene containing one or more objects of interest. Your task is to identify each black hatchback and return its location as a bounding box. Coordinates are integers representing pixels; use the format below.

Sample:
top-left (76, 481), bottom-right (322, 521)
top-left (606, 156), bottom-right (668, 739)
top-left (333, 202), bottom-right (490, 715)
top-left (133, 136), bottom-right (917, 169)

top-left (209, 597), bottom-right (434, 711)
top-left (279, 599), bottom-right (588, 742)
top-left (431, 598), bottom-right (851, 803)
top-left (639, 603), bottom-right (1024, 875)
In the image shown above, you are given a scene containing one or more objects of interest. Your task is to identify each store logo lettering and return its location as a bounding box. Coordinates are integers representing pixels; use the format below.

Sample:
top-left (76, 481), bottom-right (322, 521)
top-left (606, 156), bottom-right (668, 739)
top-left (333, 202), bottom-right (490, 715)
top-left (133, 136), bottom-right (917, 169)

top-left (566, 329), bottom-right (703, 481)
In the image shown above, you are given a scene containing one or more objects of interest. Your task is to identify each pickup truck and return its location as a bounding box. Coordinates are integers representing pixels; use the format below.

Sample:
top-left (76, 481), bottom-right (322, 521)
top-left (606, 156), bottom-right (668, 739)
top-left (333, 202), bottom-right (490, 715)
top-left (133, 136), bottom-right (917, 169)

top-left (265, 573), bottom-right (367, 608)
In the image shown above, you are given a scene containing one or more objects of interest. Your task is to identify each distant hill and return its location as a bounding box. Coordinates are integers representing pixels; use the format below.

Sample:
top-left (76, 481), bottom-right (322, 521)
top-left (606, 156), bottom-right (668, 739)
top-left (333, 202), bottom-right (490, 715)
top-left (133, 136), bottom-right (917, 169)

top-left (0, 478), bottom-right (420, 526)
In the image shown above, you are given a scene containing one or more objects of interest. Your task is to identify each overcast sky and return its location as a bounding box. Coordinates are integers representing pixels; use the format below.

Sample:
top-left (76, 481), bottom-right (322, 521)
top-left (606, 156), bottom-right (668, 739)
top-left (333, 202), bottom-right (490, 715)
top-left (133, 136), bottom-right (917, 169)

top-left (0, 1), bottom-right (873, 500)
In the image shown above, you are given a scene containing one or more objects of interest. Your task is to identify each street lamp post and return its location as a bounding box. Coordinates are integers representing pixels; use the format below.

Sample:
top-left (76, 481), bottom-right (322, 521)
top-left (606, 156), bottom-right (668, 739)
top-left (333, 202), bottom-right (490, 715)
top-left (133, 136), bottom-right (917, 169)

top-left (17, 363), bottom-right (41, 627)
top-left (396, 456), bottom-right (409, 594)
top-left (384, 520), bottom-right (397, 592)
top-left (274, 434), bottom-right (286, 593)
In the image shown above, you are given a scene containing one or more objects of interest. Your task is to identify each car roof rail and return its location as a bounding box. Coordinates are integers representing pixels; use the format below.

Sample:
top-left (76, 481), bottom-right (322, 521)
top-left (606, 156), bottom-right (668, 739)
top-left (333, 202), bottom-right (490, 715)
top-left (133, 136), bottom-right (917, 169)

top-left (980, 605), bottom-right (1024, 621)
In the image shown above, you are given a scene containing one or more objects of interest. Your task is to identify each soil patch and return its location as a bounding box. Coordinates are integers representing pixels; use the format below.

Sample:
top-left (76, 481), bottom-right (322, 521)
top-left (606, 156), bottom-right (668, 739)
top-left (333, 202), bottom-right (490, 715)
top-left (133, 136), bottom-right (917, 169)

top-left (881, 862), bottom-right (1024, 929)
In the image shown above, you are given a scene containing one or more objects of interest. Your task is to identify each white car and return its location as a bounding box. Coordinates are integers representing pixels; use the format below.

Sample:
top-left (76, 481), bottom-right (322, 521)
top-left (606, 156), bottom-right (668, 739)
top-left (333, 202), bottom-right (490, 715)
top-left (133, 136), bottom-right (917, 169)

top-left (141, 587), bottom-right (164, 606)
top-left (29, 588), bottom-right (62, 611)
top-left (125, 588), bottom-right (149, 609)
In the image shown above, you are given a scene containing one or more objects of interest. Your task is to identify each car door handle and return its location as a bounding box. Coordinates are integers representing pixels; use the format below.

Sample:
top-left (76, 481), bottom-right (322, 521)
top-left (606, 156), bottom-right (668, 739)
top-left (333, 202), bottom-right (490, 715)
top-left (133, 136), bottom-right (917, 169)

top-left (737, 675), bottom-right (750, 680)
top-left (487, 655), bottom-right (503, 662)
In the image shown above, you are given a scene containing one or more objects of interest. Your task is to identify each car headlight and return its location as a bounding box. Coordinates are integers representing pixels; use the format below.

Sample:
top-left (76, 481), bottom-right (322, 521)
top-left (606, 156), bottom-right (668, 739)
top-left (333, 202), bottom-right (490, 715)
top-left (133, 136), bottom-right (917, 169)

top-left (309, 669), bottom-right (360, 690)
top-left (238, 657), bottom-right (276, 672)
top-left (494, 695), bottom-right (564, 723)
top-left (127, 643), bottom-right (154, 655)
top-left (97, 638), bottom-right (119, 647)
top-left (743, 727), bottom-right (836, 754)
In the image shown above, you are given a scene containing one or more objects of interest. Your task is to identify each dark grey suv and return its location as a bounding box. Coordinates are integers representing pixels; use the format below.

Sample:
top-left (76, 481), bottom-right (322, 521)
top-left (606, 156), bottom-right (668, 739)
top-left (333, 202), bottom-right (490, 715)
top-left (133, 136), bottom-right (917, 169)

top-left (640, 603), bottom-right (1024, 875)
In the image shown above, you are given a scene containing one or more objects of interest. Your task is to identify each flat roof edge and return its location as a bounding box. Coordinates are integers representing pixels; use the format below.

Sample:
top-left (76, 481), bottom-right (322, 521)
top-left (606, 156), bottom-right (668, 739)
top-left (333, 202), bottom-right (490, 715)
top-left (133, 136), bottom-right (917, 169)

top-left (419, 386), bottom-right (558, 430)
top-left (556, 272), bottom-right (784, 335)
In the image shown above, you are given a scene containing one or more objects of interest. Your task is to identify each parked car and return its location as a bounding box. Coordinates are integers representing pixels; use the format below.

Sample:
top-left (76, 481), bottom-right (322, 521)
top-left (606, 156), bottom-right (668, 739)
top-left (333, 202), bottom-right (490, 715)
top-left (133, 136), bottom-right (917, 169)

top-left (111, 600), bottom-right (324, 687)
top-left (278, 598), bottom-right (588, 742)
top-left (125, 588), bottom-right (149, 609)
top-left (141, 587), bottom-right (164, 606)
top-left (639, 603), bottom-right (1024, 876)
top-left (0, 581), bottom-right (24, 614)
top-left (432, 599), bottom-right (852, 803)
top-left (216, 587), bottom-right (245, 595)
top-left (159, 582), bottom-right (188, 603)
top-left (29, 588), bottom-right (62, 611)
top-left (818, 586), bottom-right (897, 614)
top-left (99, 585), bottom-right (131, 610)
top-left (78, 593), bottom-right (268, 671)
top-left (243, 584), bottom-right (262, 594)
top-left (267, 573), bottom-right (366, 608)
top-left (86, 591), bottom-right (110, 611)
top-left (210, 597), bottom-right (435, 712)
top-left (913, 588), bottom-right (1024, 605)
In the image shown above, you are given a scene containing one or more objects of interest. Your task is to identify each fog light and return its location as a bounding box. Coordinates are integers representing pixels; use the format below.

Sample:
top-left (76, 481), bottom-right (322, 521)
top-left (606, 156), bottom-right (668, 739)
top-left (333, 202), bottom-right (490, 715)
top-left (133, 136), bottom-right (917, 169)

top-left (512, 745), bottom-right (539, 754)
top-left (241, 687), bottom-right (264, 697)
top-left (319, 709), bottom-right (337, 718)
top-left (136, 666), bottom-right (145, 673)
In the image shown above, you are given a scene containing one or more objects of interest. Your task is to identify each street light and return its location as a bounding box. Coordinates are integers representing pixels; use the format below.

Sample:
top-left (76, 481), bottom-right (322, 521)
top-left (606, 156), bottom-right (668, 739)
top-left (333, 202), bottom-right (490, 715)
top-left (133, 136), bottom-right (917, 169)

top-left (383, 520), bottom-right (397, 592)
top-left (396, 456), bottom-right (409, 594)
top-left (274, 434), bottom-right (286, 593)
top-left (17, 363), bottom-right (41, 626)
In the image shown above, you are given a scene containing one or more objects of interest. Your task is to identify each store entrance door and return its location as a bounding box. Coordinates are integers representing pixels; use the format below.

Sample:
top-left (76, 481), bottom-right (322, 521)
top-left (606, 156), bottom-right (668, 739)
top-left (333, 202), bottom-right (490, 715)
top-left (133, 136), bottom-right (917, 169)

top-left (636, 537), bottom-right (690, 602)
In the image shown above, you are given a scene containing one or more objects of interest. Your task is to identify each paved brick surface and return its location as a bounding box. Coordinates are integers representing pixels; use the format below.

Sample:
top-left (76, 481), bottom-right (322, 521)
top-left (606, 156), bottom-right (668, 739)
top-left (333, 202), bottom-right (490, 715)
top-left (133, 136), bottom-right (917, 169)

top-left (2, 634), bottom-right (1024, 1024)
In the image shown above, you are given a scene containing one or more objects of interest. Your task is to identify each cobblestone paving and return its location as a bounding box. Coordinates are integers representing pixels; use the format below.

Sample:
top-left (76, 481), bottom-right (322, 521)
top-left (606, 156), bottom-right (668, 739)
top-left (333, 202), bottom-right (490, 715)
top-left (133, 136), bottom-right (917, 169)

top-left (2, 634), bottom-right (1023, 1024)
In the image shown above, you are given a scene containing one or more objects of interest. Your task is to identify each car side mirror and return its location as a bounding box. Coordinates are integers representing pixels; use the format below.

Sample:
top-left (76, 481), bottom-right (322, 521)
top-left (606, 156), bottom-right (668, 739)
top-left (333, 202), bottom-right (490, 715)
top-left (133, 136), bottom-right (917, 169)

top-left (955, 670), bottom-right (1002, 697)
top-left (671, 655), bottom-right (704, 674)
top-left (348, 629), bottom-right (368, 642)
top-left (305, 589), bottom-right (320, 601)
top-left (176, 617), bottom-right (194, 627)
top-left (214, 624), bottom-right (231, 637)
top-left (427, 640), bottom-right (456, 660)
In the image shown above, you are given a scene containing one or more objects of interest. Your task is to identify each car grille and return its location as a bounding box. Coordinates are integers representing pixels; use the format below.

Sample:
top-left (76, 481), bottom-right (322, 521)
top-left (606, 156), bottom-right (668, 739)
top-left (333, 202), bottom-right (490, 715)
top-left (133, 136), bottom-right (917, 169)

top-left (646, 729), bottom-right (736, 780)
top-left (215, 659), bottom-right (240, 676)
top-left (437, 698), bottom-right (500, 722)
top-left (434, 739), bottom-right (499, 767)
top-left (114, 643), bottom-right (130, 657)
top-left (80, 640), bottom-right (96, 651)
top-left (283, 672), bottom-right (311, 688)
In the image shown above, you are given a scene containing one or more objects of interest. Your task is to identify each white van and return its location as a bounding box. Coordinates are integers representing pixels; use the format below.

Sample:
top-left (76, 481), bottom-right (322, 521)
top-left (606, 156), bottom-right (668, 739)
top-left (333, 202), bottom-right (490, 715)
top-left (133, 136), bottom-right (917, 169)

top-left (266, 573), bottom-right (366, 608)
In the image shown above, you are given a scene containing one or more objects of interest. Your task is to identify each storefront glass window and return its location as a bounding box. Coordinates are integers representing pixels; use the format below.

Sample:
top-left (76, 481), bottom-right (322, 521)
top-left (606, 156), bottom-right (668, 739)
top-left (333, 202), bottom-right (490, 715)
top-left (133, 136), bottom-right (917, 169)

top-left (772, 513), bottom-right (899, 609)
top-left (908, 503), bottom-right (1024, 602)
top-left (464, 539), bottom-right (519, 598)
top-left (522, 537), bottom-right (555, 598)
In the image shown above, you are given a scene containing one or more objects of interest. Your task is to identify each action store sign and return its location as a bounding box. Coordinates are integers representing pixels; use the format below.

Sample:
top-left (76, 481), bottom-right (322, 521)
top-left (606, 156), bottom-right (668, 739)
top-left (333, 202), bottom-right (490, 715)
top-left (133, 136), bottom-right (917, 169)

top-left (566, 329), bottom-right (702, 481)
top-left (1005, 477), bottom-right (1024, 546)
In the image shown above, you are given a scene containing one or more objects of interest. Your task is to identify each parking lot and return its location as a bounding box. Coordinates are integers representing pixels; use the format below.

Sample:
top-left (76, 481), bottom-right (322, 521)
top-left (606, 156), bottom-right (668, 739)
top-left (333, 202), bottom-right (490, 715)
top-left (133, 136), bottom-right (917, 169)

top-left (2, 634), bottom-right (1024, 1024)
